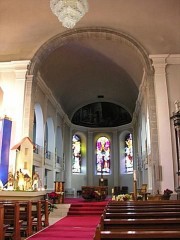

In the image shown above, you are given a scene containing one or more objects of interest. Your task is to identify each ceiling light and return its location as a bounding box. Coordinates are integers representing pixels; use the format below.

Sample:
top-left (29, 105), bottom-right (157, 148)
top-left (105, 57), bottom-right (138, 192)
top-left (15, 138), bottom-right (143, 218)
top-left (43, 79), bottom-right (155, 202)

top-left (50, 0), bottom-right (88, 29)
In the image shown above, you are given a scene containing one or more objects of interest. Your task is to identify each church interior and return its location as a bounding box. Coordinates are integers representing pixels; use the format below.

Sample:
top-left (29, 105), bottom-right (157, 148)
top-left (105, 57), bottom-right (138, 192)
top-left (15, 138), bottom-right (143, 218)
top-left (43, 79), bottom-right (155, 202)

top-left (0, 0), bottom-right (180, 201)
top-left (1, 1), bottom-right (180, 240)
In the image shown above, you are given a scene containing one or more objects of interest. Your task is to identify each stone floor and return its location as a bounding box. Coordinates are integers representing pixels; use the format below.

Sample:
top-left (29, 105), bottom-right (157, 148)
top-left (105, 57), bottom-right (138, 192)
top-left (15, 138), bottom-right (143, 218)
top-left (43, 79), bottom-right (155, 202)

top-left (48, 203), bottom-right (70, 225)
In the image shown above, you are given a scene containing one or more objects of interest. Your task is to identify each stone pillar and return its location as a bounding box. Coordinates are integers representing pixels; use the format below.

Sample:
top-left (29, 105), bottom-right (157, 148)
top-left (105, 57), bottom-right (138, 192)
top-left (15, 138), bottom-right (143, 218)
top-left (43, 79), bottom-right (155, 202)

top-left (22, 73), bottom-right (34, 138)
top-left (112, 131), bottom-right (119, 186)
top-left (171, 101), bottom-right (180, 189)
top-left (87, 131), bottom-right (93, 185)
top-left (150, 55), bottom-right (174, 191)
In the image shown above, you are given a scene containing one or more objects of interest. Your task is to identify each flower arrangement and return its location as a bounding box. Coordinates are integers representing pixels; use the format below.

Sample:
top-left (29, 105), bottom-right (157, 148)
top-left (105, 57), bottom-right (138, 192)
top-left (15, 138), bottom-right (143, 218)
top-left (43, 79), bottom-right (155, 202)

top-left (113, 194), bottom-right (132, 201)
top-left (48, 191), bottom-right (58, 200)
top-left (163, 188), bottom-right (173, 196)
top-left (161, 188), bottom-right (173, 200)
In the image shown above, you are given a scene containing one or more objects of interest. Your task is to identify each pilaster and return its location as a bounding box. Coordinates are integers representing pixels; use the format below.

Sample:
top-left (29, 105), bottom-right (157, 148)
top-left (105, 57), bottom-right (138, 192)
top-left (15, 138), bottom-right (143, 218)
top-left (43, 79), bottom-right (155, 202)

top-left (150, 54), bottom-right (174, 191)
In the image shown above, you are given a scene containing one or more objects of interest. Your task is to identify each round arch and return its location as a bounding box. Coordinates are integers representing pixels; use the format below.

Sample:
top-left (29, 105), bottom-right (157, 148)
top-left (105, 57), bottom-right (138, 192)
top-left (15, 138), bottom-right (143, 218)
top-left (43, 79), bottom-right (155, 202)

top-left (34, 103), bottom-right (44, 147)
top-left (28, 27), bottom-right (153, 76)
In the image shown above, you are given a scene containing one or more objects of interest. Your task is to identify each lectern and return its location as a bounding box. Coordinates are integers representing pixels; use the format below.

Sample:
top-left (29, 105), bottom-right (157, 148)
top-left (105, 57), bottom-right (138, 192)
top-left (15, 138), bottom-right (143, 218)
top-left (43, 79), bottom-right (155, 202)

top-left (54, 181), bottom-right (65, 203)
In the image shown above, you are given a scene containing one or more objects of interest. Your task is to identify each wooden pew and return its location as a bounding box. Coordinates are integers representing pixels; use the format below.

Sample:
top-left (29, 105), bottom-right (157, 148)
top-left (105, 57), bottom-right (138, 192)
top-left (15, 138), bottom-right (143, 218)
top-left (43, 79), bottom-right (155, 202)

top-left (106, 204), bottom-right (180, 209)
top-left (108, 200), bottom-right (180, 206)
top-left (100, 216), bottom-right (180, 231)
top-left (0, 204), bottom-right (8, 240)
top-left (94, 201), bottom-right (180, 239)
top-left (32, 199), bottom-right (52, 231)
top-left (104, 211), bottom-right (180, 219)
top-left (0, 200), bottom-right (33, 238)
top-left (19, 201), bottom-right (33, 237)
top-left (32, 200), bottom-right (42, 232)
top-left (3, 202), bottom-right (22, 240)
top-left (105, 207), bottom-right (180, 213)
top-left (40, 199), bottom-right (52, 227)
top-left (94, 228), bottom-right (180, 239)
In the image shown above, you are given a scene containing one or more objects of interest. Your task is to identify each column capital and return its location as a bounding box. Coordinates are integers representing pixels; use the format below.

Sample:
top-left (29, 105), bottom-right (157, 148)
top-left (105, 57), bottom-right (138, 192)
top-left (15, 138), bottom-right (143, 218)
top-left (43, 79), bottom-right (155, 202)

top-left (149, 54), bottom-right (169, 64)
top-left (149, 54), bottom-right (168, 75)
top-left (150, 54), bottom-right (180, 65)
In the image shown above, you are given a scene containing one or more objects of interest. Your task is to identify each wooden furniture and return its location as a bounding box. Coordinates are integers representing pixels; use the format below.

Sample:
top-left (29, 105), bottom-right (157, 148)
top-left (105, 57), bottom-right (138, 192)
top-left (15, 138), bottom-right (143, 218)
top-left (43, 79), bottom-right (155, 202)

top-left (94, 229), bottom-right (180, 239)
top-left (18, 201), bottom-right (33, 237)
top-left (0, 200), bottom-right (33, 238)
top-left (32, 200), bottom-right (43, 232)
top-left (93, 200), bottom-right (180, 240)
top-left (4, 202), bottom-right (22, 240)
top-left (82, 186), bottom-right (108, 201)
top-left (0, 199), bottom-right (51, 239)
top-left (32, 199), bottom-right (51, 231)
top-left (100, 217), bottom-right (180, 231)
top-left (108, 200), bottom-right (180, 206)
top-left (0, 204), bottom-right (5, 240)
top-left (54, 181), bottom-right (65, 203)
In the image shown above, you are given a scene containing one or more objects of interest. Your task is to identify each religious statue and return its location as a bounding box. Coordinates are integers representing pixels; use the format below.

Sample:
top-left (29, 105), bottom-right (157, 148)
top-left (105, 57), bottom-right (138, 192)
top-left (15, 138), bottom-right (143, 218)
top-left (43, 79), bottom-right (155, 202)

top-left (18, 169), bottom-right (25, 190)
top-left (32, 171), bottom-right (41, 190)
top-left (7, 172), bottom-right (14, 190)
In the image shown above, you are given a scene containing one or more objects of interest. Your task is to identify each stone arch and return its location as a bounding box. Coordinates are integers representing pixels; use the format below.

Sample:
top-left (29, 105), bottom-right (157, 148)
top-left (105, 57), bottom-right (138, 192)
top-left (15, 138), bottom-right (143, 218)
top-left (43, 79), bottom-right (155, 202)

top-left (45, 117), bottom-right (55, 155)
top-left (34, 103), bottom-right (44, 147)
top-left (56, 126), bottom-right (63, 159)
top-left (28, 27), bottom-right (153, 76)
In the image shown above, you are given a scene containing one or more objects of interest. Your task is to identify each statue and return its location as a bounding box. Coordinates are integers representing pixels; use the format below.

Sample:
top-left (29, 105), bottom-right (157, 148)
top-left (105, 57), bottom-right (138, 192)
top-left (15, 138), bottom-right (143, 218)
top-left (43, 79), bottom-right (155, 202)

top-left (32, 171), bottom-right (41, 190)
top-left (18, 169), bottom-right (25, 190)
top-left (7, 172), bottom-right (14, 190)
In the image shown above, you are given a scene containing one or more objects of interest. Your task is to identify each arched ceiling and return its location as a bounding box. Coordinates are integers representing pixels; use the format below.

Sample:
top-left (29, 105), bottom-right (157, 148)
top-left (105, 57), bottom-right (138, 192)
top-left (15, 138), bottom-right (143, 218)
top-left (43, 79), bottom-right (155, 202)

top-left (39, 34), bottom-right (144, 118)
top-left (0, 0), bottom-right (179, 122)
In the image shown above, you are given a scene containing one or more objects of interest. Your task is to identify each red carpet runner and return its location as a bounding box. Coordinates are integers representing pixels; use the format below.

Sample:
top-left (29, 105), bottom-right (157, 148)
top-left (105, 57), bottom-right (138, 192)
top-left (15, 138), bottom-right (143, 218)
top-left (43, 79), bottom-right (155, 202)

top-left (27, 198), bottom-right (108, 240)
top-left (67, 199), bottom-right (107, 215)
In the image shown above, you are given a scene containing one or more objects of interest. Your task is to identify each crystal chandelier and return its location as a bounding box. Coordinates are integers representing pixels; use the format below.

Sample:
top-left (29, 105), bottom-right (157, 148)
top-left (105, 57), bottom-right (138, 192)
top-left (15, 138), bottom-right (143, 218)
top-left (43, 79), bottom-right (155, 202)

top-left (50, 0), bottom-right (88, 29)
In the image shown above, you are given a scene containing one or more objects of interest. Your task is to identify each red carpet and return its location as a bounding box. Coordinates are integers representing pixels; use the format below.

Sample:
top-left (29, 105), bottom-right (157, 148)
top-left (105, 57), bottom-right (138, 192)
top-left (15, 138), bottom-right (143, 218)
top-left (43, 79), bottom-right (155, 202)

top-left (28, 216), bottom-right (101, 240)
top-left (27, 198), bottom-right (108, 240)
top-left (67, 197), bottom-right (108, 215)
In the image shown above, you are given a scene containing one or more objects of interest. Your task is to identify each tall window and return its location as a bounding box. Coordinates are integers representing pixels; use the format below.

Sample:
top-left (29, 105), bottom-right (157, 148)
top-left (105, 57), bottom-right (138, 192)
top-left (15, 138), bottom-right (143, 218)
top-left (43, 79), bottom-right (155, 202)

top-left (125, 133), bottom-right (133, 173)
top-left (96, 136), bottom-right (111, 174)
top-left (72, 134), bottom-right (81, 173)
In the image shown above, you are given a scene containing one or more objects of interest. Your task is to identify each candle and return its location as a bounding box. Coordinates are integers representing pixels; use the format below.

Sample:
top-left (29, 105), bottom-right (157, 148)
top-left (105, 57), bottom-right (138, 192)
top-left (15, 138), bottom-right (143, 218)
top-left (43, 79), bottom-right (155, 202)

top-left (133, 170), bottom-right (137, 181)
top-left (112, 188), bottom-right (114, 194)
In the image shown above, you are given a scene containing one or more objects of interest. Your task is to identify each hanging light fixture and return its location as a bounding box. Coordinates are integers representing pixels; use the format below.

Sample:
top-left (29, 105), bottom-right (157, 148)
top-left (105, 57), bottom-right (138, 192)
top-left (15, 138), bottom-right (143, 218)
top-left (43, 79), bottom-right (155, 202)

top-left (50, 0), bottom-right (88, 29)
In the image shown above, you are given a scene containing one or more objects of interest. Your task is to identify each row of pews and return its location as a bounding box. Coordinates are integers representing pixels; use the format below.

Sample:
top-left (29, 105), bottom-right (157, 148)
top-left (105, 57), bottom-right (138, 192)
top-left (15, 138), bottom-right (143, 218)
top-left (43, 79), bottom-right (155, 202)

top-left (0, 199), bottom-right (52, 240)
top-left (94, 200), bottom-right (180, 239)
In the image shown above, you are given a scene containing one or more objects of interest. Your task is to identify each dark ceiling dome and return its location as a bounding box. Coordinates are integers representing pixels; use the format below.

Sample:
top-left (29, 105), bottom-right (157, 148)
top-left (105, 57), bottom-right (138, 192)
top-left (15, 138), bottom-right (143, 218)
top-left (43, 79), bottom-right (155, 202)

top-left (71, 102), bottom-right (132, 128)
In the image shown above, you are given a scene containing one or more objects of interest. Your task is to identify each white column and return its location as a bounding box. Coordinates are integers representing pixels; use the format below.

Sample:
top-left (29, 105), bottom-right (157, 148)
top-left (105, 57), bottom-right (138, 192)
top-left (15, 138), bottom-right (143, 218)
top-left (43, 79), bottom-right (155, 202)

top-left (150, 54), bottom-right (174, 191)
top-left (0, 60), bottom-right (30, 142)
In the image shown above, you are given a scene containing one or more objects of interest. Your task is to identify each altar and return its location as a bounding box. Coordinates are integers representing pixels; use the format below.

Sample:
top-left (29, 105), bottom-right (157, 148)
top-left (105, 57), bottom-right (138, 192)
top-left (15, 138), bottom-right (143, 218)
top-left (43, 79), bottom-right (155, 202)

top-left (81, 186), bottom-right (108, 201)
top-left (0, 190), bottom-right (46, 201)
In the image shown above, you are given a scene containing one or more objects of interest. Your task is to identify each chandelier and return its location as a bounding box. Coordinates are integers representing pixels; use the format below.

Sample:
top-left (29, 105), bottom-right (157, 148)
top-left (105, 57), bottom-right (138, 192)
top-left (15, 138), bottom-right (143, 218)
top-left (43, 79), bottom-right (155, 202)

top-left (50, 0), bottom-right (88, 29)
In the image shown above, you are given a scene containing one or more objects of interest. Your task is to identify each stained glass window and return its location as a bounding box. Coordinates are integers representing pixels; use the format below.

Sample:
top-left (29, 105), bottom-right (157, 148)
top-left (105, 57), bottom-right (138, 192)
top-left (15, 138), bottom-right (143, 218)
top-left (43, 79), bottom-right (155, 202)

top-left (96, 136), bottom-right (111, 174)
top-left (125, 133), bottom-right (133, 173)
top-left (72, 134), bottom-right (81, 173)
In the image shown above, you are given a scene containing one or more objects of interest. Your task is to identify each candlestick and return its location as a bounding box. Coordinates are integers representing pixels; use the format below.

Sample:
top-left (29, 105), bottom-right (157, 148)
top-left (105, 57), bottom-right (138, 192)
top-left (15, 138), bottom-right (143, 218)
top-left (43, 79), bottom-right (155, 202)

top-left (133, 170), bottom-right (137, 181)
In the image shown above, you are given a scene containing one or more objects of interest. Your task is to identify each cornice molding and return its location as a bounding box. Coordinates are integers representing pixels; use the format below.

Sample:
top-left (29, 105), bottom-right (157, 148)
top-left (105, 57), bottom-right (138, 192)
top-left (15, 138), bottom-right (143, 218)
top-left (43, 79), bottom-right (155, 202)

top-left (150, 54), bottom-right (180, 65)
top-left (0, 60), bottom-right (30, 71)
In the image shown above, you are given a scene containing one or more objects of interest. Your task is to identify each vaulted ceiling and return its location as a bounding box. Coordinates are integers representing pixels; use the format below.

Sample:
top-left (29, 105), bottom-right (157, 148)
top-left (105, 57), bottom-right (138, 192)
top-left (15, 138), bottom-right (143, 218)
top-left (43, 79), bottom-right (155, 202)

top-left (0, 0), bottom-right (179, 122)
